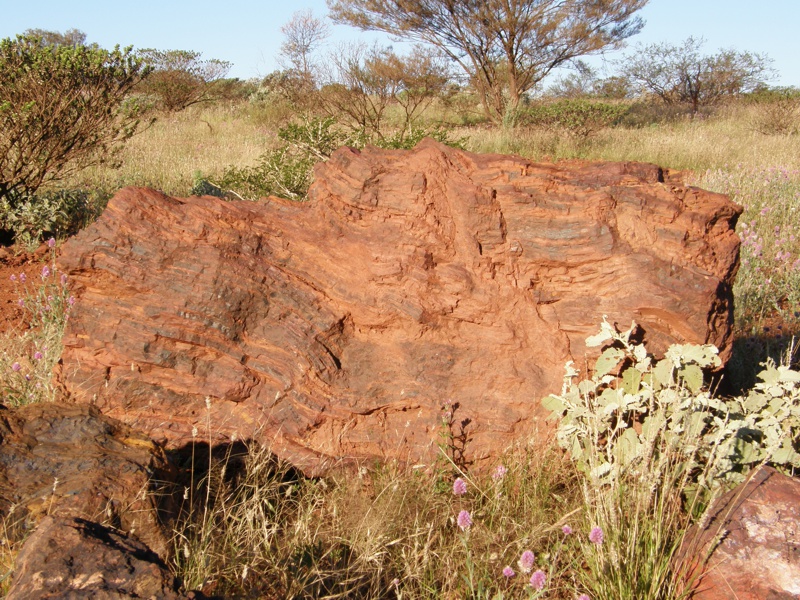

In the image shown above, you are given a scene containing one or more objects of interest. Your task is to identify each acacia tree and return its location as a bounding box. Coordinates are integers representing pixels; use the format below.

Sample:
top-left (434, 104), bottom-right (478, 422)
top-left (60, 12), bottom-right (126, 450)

top-left (0, 34), bottom-right (149, 202)
top-left (619, 37), bottom-right (774, 115)
top-left (279, 9), bottom-right (331, 84)
top-left (327, 0), bottom-right (648, 124)
top-left (320, 43), bottom-right (449, 140)
top-left (136, 49), bottom-right (232, 112)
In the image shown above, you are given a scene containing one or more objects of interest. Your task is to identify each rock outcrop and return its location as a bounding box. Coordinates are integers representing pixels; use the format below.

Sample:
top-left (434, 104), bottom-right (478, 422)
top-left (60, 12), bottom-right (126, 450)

top-left (56, 140), bottom-right (741, 473)
top-left (0, 402), bottom-right (179, 597)
top-left (6, 515), bottom-right (180, 600)
top-left (0, 402), bottom-right (174, 557)
top-left (685, 467), bottom-right (800, 599)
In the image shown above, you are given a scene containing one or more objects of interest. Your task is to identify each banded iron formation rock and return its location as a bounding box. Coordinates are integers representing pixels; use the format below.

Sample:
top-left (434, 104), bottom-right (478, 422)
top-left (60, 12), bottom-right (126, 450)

top-left (56, 139), bottom-right (741, 474)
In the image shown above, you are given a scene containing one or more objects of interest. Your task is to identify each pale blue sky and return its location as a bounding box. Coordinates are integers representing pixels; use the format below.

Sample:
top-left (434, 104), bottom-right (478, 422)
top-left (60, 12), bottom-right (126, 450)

top-left (1, 0), bottom-right (797, 86)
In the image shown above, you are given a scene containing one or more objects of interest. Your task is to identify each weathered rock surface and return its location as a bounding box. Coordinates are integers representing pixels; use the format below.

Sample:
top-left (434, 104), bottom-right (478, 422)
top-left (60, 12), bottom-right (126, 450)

top-left (0, 402), bottom-right (174, 558)
top-left (6, 515), bottom-right (180, 600)
top-left (686, 467), bottom-right (800, 600)
top-left (56, 140), bottom-right (741, 473)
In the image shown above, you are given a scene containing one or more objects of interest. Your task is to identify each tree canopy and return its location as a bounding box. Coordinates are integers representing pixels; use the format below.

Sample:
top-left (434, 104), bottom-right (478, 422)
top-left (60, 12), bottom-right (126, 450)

top-left (620, 37), bottom-right (774, 115)
top-left (328, 0), bottom-right (648, 123)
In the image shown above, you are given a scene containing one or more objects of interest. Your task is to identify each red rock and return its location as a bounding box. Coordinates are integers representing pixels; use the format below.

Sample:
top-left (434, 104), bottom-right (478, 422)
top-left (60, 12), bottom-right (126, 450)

top-left (6, 515), bottom-right (181, 600)
top-left (0, 402), bottom-right (175, 558)
top-left (55, 140), bottom-right (741, 474)
top-left (684, 467), bottom-right (800, 599)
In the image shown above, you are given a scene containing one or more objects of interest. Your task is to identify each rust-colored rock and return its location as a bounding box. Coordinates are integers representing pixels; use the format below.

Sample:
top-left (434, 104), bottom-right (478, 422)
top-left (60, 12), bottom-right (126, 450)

top-left (6, 515), bottom-right (180, 600)
top-left (0, 402), bottom-right (174, 558)
top-left (56, 140), bottom-right (741, 473)
top-left (685, 467), bottom-right (800, 599)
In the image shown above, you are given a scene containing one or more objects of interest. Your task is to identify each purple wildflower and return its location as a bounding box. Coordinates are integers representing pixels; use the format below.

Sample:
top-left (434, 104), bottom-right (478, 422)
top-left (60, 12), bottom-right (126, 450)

top-left (47, 237), bottom-right (56, 248)
top-left (578, 595), bottom-right (591, 600)
top-left (589, 526), bottom-right (604, 545)
top-left (19, 273), bottom-right (26, 283)
top-left (492, 465), bottom-right (507, 481)
top-left (17, 299), bottom-right (24, 307)
top-left (502, 566), bottom-right (515, 578)
top-left (453, 477), bottom-right (467, 496)
top-left (41, 265), bottom-right (50, 279)
top-left (562, 524), bottom-right (573, 535)
top-left (457, 510), bottom-right (472, 530)
top-left (67, 296), bottom-right (75, 306)
top-left (33, 351), bottom-right (43, 360)
top-left (518, 550), bottom-right (535, 573)
top-left (11, 362), bottom-right (21, 372)
top-left (60, 273), bottom-right (68, 285)
top-left (529, 570), bottom-right (546, 590)
top-left (9, 274), bottom-right (16, 282)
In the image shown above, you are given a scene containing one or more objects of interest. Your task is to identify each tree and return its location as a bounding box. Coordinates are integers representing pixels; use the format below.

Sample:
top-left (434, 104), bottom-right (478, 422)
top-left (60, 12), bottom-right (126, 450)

top-left (23, 28), bottom-right (88, 47)
top-left (619, 37), bottom-right (774, 115)
top-left (136, 49), bottom-right (232, 112)
top-left (327, 0), bottom-right (648, 124)
top-left (320, 43), bottom-right (450, 140)
top-left (0, 34), bottom-right (149, 202)
top-left (279, 9), bottom-right (330, 84)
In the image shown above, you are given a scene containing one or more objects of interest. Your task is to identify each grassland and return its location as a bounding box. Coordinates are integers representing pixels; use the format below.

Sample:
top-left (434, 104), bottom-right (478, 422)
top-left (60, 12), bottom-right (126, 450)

top-left (2, 96), bottom-right (800, 598)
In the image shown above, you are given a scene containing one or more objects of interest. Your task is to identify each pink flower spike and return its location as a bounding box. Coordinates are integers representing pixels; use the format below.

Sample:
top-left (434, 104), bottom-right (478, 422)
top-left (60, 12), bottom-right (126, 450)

top-left (11, 362), bottom-right (21, 372)
top-left (41, 266), bottom-right (50, 279)
top-left (502, 566), bottom-right (515, 578)
top-left (492, 464), bottom-right (507, 480)
top-left (67, 296), bottom-right (75, 306)
top-left (589, 526), bottom-right (604, 545)
top-left (19, 273), bottom-right (26, 283)
top-left (17, 299), bottom-right (24, 307)
top-left (529, 570), bottom-right (546, 590)
top-left (9, 274), bottom-right (16, 282)
top-left (578, 595), bottom-right (591, 600)
top-left (60, 273), bottom-right (68, 285)
top-left (47, 237), bottom-right (56, 248)
top-left (34, 351), bottom-right (43, 360)
top-left (453, 477), bottom-right (467, 496)
top-left (456, 510), bottom-right (472, 530)
top-left (562, 524), bottom-right (573, 535)
top-left (518, 550), bottom-right (535, 573)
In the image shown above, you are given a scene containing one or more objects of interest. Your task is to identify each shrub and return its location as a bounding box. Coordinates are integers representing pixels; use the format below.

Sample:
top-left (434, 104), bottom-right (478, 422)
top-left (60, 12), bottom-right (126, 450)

top-left (0, 34), bottom-right (149, 202)
top-left (747, 86), bottom-right (800, 135)
top-left (200, 117), bottom-right (465, 201)
top-left (542, 318), bottom-right (800, 599)
top-left (524, 99), bottom-right (628, 140)
top-left (0, 188), bottom-right (109, 248)
top-left (135, 49), bottom-right (232, 112)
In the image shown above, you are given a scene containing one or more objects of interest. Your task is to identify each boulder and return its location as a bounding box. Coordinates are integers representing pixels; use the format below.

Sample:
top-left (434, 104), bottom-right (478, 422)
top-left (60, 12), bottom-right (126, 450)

top-left (0, 402), bottom-right (174, 558)
top-left (55, 140), bottom-right (741, 474)
top-left (685, 467), bottom-right (800, 599)
top-left (6, 515), bottom-right (180, 599)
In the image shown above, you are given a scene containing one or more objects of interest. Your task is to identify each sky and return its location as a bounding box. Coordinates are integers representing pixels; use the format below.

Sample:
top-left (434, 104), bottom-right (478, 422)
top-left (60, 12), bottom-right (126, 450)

top-left (1, 0), bottom-right (798, 87)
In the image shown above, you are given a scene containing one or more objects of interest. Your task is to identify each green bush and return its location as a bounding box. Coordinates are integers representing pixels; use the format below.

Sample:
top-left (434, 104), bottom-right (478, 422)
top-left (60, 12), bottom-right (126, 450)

top-left (541, 318), bottom-right (800, 599)
top-left (747, 86), bottom-right (800, 135)
top-left (198, 117), bottom-right (465, 201)
top-left (0, 34), bottom-right (149, 203)
top-left (0, 188), bottom-right (109, 248)
top-left (524, 99), bottom-right (628, 140)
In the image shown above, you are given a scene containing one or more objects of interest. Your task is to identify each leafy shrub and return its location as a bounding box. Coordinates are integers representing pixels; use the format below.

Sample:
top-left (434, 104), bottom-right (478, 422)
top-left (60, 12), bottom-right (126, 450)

top-left (524, 99), bottom-right (628, 140)
top-left (135, 49), bottom-right (232, 112)
top-left (199, 117), bottom-right (465, 201)
top-left (0, 34), bottom-right (149, 202)
top-left (541, 318), bottom-right (800, 599)
top-left (0, 188), bottom-right (109, 247)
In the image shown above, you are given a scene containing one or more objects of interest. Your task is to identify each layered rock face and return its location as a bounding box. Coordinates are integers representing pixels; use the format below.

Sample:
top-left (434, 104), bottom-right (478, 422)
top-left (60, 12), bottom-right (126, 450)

top-left (56, 140), bottom-right (741, 473)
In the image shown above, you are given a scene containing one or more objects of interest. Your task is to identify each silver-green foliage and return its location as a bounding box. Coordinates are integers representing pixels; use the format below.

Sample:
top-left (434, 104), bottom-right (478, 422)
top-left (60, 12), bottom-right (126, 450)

top-left (542, 318), bottom-right (800, 492)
